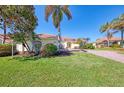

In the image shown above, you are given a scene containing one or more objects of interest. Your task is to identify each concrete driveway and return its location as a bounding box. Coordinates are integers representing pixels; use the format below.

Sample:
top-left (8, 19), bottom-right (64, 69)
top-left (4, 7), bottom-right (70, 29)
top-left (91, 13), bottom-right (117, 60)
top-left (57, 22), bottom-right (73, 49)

top-left (84, 50), bottom-right (124, 63)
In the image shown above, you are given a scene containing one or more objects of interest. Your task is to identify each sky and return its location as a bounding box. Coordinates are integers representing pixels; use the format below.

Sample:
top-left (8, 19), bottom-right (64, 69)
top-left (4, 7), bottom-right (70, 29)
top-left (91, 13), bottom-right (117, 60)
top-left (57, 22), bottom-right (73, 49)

top-left (1, 5), bottom-right (124, 42)
top-left (34, 5), bottom-right (124, 42)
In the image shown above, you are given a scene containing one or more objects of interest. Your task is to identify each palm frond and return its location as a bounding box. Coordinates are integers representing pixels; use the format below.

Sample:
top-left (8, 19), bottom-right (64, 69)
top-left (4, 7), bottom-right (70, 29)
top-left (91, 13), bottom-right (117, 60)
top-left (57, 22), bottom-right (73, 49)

top-left (52, 10), bottom-right (58, 28)
top-left (45, 5), bottom-right (54, 22)
top-left (119, 14), bottom-right (124, 20)
top-left (100, 22), bottom-right (110, 33)
top-left (61, 6), bottom-right (72, 20)
top-left (106, 31), bottom-right (113, 39)
top-left (58, 10), bottom-right (63, 22)
top-left (111, 18), bottom-right (120, 25)
top-left (112, 30), bottom-right (119, 34)
top-left (111, 21), bottom-right (124, 30)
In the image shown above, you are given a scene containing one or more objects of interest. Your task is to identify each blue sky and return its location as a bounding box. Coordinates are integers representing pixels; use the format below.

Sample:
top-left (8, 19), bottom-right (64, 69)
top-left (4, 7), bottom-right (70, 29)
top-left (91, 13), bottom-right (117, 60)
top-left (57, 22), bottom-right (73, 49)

top-left (34, 5), bottom-right (124, 42)
top-left (1, 5), bottom-right (124, 42)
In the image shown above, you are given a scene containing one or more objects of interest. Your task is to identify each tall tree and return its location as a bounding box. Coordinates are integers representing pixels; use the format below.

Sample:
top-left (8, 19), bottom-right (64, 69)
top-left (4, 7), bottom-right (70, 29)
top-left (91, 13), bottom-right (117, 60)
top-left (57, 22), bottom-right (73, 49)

top-left (45, 5), bottom-right (72, 50)
top-left (8, 6), bottom-right (38, 53)
top-left (82, 38), bottom-right (90, 44)
top-left (0, 6), bottom-right (9, 44)
top-left (111, 14), bottom-right (124, 48)
top-left (100, 22), bottom-right (112, 47)
top-left (0, 6), bottom-right (18, 44)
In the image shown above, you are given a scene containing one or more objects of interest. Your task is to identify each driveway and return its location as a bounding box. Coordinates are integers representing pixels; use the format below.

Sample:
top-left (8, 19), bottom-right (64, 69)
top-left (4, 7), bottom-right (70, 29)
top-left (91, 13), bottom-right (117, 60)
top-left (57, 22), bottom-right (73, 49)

top-left (84, 50), bottom-right (124, 63)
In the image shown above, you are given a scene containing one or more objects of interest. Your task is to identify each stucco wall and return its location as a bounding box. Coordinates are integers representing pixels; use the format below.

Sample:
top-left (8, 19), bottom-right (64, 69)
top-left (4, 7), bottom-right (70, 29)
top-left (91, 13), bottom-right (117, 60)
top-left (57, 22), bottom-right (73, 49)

top-left (71, 44), bottom-right (79, 49)
top-left (16, 44), bottom-right (27, 52)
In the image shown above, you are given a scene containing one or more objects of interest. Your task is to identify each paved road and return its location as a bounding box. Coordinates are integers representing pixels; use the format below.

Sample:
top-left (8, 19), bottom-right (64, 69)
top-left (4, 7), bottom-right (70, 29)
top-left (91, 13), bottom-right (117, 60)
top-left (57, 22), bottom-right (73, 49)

top-left (85, 50), bottom-right (124, 63)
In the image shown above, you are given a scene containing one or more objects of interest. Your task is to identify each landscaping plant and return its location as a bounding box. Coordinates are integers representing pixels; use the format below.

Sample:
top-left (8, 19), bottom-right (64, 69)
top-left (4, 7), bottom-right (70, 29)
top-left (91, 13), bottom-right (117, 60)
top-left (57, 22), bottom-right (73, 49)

top-left (81, 43), bottom-right (95, 49)
top-left (41, 43), bottom-right (57, 57)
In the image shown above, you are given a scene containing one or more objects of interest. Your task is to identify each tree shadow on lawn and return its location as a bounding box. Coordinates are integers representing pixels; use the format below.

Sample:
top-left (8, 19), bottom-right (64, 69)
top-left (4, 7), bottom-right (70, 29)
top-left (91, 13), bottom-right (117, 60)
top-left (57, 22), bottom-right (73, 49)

top-left (55, 51), bottom-right (73, 57)
top-left (9, 55), bottom-right (41, 62)
top-left (9, 51), bottom-right (73, 62)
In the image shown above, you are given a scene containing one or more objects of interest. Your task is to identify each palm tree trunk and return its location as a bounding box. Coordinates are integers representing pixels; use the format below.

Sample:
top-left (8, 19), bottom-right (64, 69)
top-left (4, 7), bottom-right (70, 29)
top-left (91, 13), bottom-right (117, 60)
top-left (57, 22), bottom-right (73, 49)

top-left (107, 39), bottom-right (110, 47)
top-left (121, 30), bottom-right (124, 48)
top-left (107, 37), bottom-right (110, 47)
top-left (107, 31), bottom-right (110, 47)
top-left (58, 24), bottom-right (61, 51)
top-left (3, 20), bottom-right (6, 44)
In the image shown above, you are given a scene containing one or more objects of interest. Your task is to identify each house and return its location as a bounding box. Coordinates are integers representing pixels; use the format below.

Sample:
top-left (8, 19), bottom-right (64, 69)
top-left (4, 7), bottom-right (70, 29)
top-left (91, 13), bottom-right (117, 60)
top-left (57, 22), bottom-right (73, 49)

top-left (16, 34), bottom-right (59, 53)
top-left (62, 37), bottom-right (80, 49)
top-left (0, 34), bottom-right (80, 53)
top-left (37, 34), bottom-right (80, 49)
top-left (0, 34), bottom-right (13, 44)
top-left (36, 34), bottom-right (58, 47)
top-left (94, 37), bottom-right (121, 48)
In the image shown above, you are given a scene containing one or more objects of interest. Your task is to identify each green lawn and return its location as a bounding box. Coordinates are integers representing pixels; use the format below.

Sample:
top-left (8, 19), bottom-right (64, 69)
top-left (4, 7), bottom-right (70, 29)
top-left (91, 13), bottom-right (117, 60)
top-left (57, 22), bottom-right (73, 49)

top-left (0, 52), bottom-right (124, 87)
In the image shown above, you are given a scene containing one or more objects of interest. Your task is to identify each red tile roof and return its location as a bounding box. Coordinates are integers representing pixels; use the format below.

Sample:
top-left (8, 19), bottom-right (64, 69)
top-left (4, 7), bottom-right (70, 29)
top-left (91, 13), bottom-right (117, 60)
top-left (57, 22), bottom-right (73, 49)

top-left (0, 34), bottom-right (77, 43)
top-left (37, 34), bottom-right (76, 42)
top-left (0, 34), bottom-right (13, 43)
top-left (96, 37), bottom-right (121, 43)
top-left (37, 34), bottom-right (57, 39)
top-left (61, 37), bottom-right (76, 42)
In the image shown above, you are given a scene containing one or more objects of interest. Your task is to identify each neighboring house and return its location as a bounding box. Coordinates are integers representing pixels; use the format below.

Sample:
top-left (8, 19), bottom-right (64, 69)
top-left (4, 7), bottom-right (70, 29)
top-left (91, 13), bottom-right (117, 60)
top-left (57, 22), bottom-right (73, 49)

top-left (62, 37), bottom-right (80, 49)
top-left (37, 34), bottom-right (58, 47)
top-left (94, 37), bottom-right (121, 48)
top-left (0, 34), bottom-right (80, 53)
top-left (37, 34), bottom-right (80, 49)
top-left (16, 34), bottom-right (59, 53)
top-left (0, 34), bottom-right (13, 44)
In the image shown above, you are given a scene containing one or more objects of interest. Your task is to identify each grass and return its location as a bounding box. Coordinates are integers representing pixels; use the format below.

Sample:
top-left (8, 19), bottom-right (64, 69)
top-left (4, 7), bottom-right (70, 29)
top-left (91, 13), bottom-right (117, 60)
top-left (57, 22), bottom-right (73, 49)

top-left (0, 52), bottom-right (124, 87)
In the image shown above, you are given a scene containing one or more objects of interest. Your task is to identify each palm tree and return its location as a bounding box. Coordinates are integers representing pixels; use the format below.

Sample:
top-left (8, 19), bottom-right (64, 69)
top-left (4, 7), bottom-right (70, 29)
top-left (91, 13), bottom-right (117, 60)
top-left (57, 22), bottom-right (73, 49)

top-left (100, 22), bottom-right (112, 47)
top-left (85, 38), bottom-right (90, 43)
top-left (45, 5), bottom-right (72, 50)
top-left (111, 14), bottom-right (124, 48)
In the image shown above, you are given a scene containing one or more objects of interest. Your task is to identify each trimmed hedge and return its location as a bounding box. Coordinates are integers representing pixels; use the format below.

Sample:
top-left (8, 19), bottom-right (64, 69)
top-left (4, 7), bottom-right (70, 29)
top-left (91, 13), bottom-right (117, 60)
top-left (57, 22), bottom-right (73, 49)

top-left (80, 43), bottom-right (95, 49)
top-left (111, 44), bottom-right (120, 48)
top-left (0, 44), bottom-right (16, 57)
top-left (41, 43), bottom-right (57, 57)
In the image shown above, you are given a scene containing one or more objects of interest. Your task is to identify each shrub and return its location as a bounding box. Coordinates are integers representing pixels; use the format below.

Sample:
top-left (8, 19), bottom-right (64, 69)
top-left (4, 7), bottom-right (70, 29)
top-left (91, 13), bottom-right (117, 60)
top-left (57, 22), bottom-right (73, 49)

top-left (41, 43), bottom-right (57, 57)
top-left (111, 44), bottom-right (120, 48)
top-left (0, 44), bottom-right (16, 57)
top-left (80, 43), bottom-right (95, 49)
top-left (32, 41), bottom-right (42, 55)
